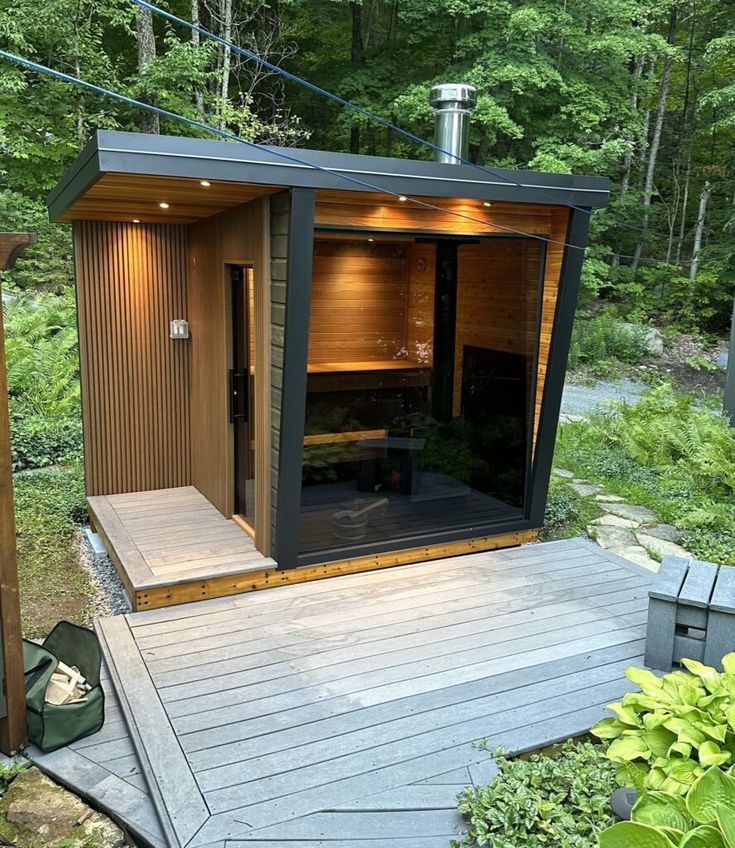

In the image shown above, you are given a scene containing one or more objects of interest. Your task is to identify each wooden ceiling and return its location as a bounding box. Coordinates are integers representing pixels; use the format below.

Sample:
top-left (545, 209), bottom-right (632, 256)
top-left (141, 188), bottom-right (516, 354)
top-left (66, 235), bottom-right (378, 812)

top-left (59, 173), bottom-right (278, 224)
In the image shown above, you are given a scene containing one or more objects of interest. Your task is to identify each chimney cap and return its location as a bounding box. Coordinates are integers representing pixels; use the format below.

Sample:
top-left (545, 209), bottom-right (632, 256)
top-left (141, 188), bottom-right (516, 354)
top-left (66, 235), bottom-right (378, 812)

top-left (430, 83), bottom-right (477, 110)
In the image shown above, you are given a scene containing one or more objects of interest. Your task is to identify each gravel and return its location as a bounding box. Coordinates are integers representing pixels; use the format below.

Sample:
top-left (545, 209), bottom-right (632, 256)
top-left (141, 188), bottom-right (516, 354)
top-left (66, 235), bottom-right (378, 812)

top-left (560, 377), bottom-right (648, 419)
top-left (77, 530), bottom-right (131, 618)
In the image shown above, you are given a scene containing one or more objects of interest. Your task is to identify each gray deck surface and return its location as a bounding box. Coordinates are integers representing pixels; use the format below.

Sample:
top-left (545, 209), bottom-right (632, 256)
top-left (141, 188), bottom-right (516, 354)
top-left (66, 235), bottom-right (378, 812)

top-left (37, 538), bottom-right (653, 848)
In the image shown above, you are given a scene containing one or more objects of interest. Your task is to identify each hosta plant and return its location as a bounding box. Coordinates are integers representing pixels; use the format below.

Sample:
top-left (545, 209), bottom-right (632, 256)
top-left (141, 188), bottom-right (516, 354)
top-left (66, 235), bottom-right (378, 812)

top-left (591, 654), bottom-right (735, 795)
top-left (598, 765), bottom-right (735, 847)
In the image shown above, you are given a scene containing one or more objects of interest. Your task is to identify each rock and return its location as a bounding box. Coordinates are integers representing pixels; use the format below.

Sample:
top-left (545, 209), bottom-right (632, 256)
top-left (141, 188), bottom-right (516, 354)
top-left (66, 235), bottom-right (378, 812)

top-left (608, 545), bottom-right (660, 573)
top-left (571, 482), bottom-right (604, 497)
top-left (638, 523), bottom-right (680, 543)
top-left (589, 524), bottom-right (638, 549)
top-left (0, 767), bottom-right (125, 848)
top-left (552, 468), bottom-right (574, 478)
top-left (716, 350), bottom-right (728, 369)
top-left (597, 502), bottom-right (658, 523)
top-left (590, 514), bottom-right (641, 529)
top-left (595, 494), bottom-right (625, 503)
top-left (620, 323), bottom-right (664, 356)
top-left (636, 533), bottom-right (695, 562)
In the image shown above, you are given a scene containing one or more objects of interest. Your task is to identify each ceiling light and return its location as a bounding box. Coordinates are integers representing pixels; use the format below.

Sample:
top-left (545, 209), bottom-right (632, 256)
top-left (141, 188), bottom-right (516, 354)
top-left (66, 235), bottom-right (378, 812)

top-left (200, 180), bottom-right (211, 187)
top-left (398, 195), bottom-right (407, 202)
top-left (483, 201), bottom-right (492, 207)
top-left (133, 219), bottom-right (140, 224)
top-left (159, 202), bottom-right (170, 209)
top-left (368, 238), bottom-right (375, 243)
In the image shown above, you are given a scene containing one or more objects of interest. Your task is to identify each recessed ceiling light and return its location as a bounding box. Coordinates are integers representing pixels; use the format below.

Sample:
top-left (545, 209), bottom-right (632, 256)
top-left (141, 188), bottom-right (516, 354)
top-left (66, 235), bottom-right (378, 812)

top-left (133, 219), bottom-right (140, 223)
top-left (200, 180), bottom-right (211, 187)
top-left (368, 238), bottom-right (375, 243)
top-left (483, 201), bottom-right (492, 207)
top-left (159, 202), bottom-right (170, 209)
top-left (398, 195), bottom-right (407, 202)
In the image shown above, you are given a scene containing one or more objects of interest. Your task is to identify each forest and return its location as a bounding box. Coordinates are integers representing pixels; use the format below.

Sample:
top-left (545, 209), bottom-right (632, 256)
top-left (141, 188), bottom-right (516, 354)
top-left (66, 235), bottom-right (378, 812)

top-left (0, 0), bottom-right (733, 330)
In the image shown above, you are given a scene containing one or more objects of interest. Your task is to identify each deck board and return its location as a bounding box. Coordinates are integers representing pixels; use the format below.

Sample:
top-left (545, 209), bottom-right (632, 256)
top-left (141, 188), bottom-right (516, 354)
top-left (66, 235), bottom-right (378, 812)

top-left (80, 538), bottom-right (653, 848)
top-left (88, 486), bottom-right (275, 601)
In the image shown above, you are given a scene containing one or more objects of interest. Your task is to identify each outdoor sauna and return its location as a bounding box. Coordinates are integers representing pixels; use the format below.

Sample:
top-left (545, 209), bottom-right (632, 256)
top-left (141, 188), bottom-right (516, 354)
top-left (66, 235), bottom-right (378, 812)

top-left (46, 129), bottom-right (609, 609)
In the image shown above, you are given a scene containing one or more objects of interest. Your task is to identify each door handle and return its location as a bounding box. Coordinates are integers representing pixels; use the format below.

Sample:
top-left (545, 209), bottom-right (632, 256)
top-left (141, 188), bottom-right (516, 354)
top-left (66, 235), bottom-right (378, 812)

top-left (229, 370), bottom-right (248, 423)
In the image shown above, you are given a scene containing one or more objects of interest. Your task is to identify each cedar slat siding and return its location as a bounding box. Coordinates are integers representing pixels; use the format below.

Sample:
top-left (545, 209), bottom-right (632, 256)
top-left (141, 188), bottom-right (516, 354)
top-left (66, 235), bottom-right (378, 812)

top-left (74, 221), bottom-right (191, 496)
top-left (187, 199), bottom-right (269, 518)
top-left (270, 191), bottom-right (290, 542)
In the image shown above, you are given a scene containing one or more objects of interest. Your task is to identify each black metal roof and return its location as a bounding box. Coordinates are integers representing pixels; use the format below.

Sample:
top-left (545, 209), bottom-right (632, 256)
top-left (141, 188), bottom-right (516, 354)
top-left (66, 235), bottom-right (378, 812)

top-left (47, 130), bottom-right (609, 221)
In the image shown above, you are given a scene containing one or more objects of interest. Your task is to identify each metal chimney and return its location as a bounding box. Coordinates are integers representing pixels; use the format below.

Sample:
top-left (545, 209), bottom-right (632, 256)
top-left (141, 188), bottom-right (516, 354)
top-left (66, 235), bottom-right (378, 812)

top-left (430, 83), bottom-right (476, 164)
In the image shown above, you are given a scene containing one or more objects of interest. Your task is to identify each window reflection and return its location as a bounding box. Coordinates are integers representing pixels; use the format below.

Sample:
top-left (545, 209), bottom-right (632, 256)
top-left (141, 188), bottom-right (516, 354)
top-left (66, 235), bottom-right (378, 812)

top-left (298, 234), bottom-right (544, 556)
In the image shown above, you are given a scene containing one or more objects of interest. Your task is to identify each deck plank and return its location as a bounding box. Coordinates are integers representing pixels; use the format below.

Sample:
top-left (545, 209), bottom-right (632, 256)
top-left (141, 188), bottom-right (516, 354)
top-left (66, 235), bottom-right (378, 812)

top-left (77, 538), bottom-right (652, 848)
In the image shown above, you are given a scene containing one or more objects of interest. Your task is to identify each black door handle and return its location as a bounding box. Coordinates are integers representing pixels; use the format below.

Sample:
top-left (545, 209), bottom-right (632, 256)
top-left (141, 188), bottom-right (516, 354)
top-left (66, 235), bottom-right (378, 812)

top-left (229, 369), bottom-right (248, 423)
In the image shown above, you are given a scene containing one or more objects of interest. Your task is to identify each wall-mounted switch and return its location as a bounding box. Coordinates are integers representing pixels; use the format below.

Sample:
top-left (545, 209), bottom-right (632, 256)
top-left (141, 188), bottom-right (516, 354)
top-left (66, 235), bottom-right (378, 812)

top-left (170, 319), bottom-right (189, 339)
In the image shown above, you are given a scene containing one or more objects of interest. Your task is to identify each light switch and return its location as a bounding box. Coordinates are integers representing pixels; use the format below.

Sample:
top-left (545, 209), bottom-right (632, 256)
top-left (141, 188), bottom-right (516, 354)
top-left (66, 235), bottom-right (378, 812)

top-left (170, 319), bottom-right (189, 339)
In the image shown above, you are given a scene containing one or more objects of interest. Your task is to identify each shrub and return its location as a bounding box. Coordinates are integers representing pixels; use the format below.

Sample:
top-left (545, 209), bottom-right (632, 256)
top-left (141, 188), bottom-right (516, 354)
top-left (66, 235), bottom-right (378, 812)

top-left (598, 766), bottom-right (735, 847)
top-left (568, 312), bottom-right (650, 372)
top-left (591, 655), bottom-right (735, 797)
top-left (453, 740), bottom-right (621, 847)
top-left (9, 413), bottom-right (82, 471)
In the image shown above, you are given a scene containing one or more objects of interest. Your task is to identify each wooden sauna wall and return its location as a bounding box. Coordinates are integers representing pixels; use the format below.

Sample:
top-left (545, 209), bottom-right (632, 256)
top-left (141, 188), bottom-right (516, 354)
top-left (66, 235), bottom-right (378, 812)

top-left (73, 221), bottom-right (191, 496)
top-left (314, 192), bottom-right (570, 445)
top-left (405, 242), bottom-right (436, 366)
top-left (308, 240), bottom-right (409, 364)
top-left (187, 197), bottom-right (270, 519)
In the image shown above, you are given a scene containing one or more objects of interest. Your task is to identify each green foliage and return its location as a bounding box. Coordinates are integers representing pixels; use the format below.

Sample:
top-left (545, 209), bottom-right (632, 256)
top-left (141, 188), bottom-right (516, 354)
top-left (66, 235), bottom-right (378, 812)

top-left (597, 766), bottom-right (735, 848)
top-left (554, 387), bottom-right (735, 563)
top-left (13, 464), bottom-right (91, 638)
top-left (9, 414), bottom-right (82, 472)
top-left (568, 312), bottom-right (650, 374)
top-left (0, 762), bottom-right (27, 796)
top-left (541, 477), bottom-right (603, 541)
top-left (453, 740), bottom-right (621, 847)
top-left (591, 655), bottom-right (735, 796)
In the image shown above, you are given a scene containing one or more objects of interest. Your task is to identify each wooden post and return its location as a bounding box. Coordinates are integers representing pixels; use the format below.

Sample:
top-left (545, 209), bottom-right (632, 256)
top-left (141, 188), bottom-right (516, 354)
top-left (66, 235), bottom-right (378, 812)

top-left (0, 232), bottom-right (35, 753)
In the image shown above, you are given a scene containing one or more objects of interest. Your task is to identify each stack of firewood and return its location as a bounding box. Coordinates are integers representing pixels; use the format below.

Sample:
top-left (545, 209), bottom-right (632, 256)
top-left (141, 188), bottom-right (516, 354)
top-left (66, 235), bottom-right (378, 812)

top-left (44, 661), bottom-right (91, 705)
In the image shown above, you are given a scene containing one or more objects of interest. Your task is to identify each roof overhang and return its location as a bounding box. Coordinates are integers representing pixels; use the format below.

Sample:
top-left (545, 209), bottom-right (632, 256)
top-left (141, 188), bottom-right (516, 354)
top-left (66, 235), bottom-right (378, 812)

top-left (47, 130), bottom-right (610, 223)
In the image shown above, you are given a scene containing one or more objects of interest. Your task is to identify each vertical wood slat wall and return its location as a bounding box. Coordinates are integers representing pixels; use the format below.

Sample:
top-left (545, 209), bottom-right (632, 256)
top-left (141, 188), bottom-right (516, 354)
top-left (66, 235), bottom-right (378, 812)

top-left (74, 221), bottom-right (191, 496)
top-left (187, 198), bottom-right (269, 518)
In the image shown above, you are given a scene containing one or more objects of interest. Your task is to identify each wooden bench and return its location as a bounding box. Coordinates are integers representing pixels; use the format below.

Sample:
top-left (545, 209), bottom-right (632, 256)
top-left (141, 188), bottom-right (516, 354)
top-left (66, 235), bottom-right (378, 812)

top-left (644, 556), bottom-right (735, 671)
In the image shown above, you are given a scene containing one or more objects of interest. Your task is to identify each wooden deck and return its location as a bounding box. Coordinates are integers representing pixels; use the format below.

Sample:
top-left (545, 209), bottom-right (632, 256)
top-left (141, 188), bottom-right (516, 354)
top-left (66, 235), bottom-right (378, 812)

top-left (88, 486), bottom-right (276, 609)
top-left (43, 538), bottom-right (653, 848)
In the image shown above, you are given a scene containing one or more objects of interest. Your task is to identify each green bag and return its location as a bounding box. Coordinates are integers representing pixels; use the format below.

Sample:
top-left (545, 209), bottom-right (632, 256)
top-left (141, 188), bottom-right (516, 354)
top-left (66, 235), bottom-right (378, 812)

top-left (23, 621), bottom-right (105, 753)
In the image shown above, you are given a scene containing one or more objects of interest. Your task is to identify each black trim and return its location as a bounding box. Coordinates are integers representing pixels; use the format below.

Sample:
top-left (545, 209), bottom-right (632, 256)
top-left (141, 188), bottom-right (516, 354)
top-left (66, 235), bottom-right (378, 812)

top-left (273, 188), bottom-right (316, 569)
top-left (47, 130), bottom-right (610, 222)
top-left (528, 208), bottom-right (591, 527)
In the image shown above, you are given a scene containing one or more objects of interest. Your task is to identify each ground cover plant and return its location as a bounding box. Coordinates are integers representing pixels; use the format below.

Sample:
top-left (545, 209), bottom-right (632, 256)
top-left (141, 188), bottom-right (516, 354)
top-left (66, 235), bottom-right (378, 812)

top-left (453, 740), bottom-right (622, 847)
top-left (553, 385), bottom-right (735, 564)
top-left (567, 312), bottom-right (650, 377)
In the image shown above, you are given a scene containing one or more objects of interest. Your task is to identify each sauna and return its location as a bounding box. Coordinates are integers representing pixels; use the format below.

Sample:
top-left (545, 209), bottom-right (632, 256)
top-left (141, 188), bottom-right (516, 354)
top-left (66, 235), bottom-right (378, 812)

top-left (46, 129), bottom-right (608, 609)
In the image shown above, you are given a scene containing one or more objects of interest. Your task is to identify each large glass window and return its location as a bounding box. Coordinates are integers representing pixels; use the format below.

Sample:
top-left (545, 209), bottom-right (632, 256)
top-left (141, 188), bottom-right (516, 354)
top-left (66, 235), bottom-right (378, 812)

top-left (297, 233), bottom-right (544, 558)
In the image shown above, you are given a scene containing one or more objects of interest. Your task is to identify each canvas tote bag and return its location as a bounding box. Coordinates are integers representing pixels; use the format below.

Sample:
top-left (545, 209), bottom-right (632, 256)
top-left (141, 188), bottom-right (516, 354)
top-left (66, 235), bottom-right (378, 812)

top-left (22, 621), bottom-right (105, 753)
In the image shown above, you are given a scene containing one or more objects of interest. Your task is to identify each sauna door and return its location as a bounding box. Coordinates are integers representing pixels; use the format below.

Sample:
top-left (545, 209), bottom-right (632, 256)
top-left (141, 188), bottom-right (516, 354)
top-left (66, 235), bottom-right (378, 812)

top-left (230, 265), bottom-right (256, 530)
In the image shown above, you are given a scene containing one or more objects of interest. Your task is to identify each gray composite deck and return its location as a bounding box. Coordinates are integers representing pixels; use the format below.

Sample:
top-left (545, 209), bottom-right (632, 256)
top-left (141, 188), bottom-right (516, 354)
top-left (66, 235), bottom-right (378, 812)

top-left (37, 538), bottom-right (653, 848)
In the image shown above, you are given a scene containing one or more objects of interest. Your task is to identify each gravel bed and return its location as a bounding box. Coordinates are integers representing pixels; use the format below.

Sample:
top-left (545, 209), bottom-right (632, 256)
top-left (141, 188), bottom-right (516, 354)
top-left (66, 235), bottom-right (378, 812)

top-left (77, 529), bottom-right (131, 618)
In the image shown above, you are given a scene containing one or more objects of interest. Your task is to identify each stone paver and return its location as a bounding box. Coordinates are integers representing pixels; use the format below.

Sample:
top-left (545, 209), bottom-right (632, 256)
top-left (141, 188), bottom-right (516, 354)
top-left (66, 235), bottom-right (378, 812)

top-left (571, 482), bottom-right (605, 496)
top-left (637, 523), bottom-right (680, 543)
top-left (636, 533), bottom-right (695, 562)
top-left (607, 545), bottom-right (660, 573)
top-left (589, 514), bottom-right (640, 529)
top-left (597, 502), bottom-right (658, 523)
top-left (552, 468), bottom-right (575, 478)
top-left (595, 494), bottom-right (625, 503)
top-left (588, 524), bottom-right (639, 549)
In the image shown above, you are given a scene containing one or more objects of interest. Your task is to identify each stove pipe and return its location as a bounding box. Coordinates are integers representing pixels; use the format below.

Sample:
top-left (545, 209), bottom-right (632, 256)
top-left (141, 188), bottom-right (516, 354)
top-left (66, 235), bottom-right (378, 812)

top-left (429, 83), bottom-right (476, 164)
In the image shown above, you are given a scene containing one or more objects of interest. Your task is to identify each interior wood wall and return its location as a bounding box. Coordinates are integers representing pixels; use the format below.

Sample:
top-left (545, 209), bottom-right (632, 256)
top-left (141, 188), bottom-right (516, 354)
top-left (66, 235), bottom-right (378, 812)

top-left (187, 198), bottom-right (269, 518)
top-left (315, 193), bottom-right (570, 448)
top-left (74, 221), bottom-right (191, 496)
top-left (405, 242), bottom-right (435, 366)
top-left (309, 240), bottom-right (409, 363)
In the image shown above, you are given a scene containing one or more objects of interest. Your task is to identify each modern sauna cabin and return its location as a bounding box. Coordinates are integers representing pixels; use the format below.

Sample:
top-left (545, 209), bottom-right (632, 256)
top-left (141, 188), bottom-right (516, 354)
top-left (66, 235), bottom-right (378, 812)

top-left (46, 128), bottom-right (609, 610)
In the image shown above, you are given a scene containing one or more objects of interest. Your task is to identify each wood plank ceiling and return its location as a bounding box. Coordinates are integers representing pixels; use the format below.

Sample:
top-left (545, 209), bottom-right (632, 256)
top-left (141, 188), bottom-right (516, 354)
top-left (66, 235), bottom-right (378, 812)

top-left (59, 173), bottom-right (278, 224)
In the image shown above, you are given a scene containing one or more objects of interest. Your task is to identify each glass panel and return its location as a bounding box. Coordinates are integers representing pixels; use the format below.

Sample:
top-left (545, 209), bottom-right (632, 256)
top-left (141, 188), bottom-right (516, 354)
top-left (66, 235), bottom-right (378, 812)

top-left (232, 266), bottom-right (256, 527)
top-left (297, 235), bottom-right (544, 557)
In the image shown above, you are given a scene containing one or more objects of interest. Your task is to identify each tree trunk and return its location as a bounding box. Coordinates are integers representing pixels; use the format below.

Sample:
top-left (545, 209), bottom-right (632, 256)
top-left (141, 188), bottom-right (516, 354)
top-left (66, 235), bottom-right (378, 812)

top-left (191, 0), bottom-right (204, 115)
top-left (689, 181), bottom-right (712, 280)
top-left (349, 1), bottom-right (363, 154)
top-left (136, 6), bottom-right (160, 133)
top-left (218, 0), bottom-right (233, 131)
top-left (630, 10), bottom-right (677, 273)
top-left (675, 149), bottom-right (692, 264)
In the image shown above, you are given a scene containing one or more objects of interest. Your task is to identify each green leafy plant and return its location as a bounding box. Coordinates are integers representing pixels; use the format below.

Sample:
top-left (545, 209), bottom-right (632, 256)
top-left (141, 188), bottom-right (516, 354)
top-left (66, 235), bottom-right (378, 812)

top-left (453, 740), bottom-right (621, 847)
top-left (568, 312), bottom-right (650, 374)
top-left (598, 765), bottom-right (735, 847)
top-left (592, 654), bottom-right (735, 796)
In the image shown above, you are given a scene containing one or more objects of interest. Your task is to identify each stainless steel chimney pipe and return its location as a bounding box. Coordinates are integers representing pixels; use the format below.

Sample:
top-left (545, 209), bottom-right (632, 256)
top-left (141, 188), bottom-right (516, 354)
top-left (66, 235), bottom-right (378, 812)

top-left (429, 83), bottom-right (477, 164)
